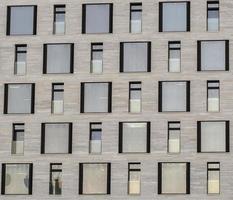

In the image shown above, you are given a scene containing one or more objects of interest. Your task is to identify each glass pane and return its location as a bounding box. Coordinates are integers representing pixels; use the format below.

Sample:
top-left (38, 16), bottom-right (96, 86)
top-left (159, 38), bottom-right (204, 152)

top-left (12, 131), bottom-right (24, 155)
top-left (129, 171), bottom-right (140, 194)
top-left (169, 49), bottom-right (181, 72)
top-left (208, 89), bottom-right (219, 112)
top-left (50, 167), bottom-right (62, 195)
top-left (208, 10), bottom-right (219, 32)
top-left (168, 130), bottom-right (180, 153)
top-left (208, 170), bottom-right (220, 194)
top-left (90, 130), bottom-right (102, 154)
top-left (130, 90), bottom-right (141, 113)
top-left (131, 11), bottom-right (142, 33)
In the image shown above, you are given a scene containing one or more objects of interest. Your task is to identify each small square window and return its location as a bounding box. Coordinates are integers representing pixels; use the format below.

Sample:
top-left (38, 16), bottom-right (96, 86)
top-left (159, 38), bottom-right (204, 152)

top-left (82, 4), bottom-right (113, 34)
top-left (7, 6), bottom-right (37, 35)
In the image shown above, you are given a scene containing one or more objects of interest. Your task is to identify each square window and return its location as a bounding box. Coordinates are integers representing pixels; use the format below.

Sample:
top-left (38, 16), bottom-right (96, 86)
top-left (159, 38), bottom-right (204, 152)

top-left (197, 40), bottom-right (229, 71)
top-left (4, 83), bottom-right (35, 114)
top-left (79, 163), bottom-right (111, 194)
top-left (80, 82), bottom-right (112, 113)
top-left (120, 42), bottom-right (151, 72)
top-left (41, 123), bottom-right (72, 154)
top-left (119, 122), bottom-right (150, 153)
top-left (2, 163), bottom-right (33, 195)
top-left (158, 162), bottom-right (190, 194)
top-left (159, 2), bottom-right (190, 32)
top-left (197, 121), bottom-right (229, 153)
top-left (43, 43), bottom-right (74, 74)
top-left (7, 6), bottom-right (37, 35)
top-left (82, 4), bottom-right (113, 34)
top-left (158, 81), bottom-right (190, 112)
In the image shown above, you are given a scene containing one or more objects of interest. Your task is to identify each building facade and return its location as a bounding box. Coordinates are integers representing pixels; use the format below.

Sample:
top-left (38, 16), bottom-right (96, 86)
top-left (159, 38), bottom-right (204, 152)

top-left (0, 0), bottom-right (232, 199)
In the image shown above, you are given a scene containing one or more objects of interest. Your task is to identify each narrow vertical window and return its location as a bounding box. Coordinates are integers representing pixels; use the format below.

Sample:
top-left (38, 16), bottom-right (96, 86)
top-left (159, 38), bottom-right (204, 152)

top-left (89, 123), bottom-right (102, 154)
top-left (207, 1), bottom-right (219, 32)
top-left (15, 45), bottom-right (27, 75)
top-left (129, 82), bottom-right (141, 113)
top-left (168, 121), bottom-right (181, 153)
top-left (91, 43), bottom-right (103, 74)
top-left (12, 123), bottom-right (24, 155)
top-left (49, 163), bottom-right (62, 195)
top-left (52, 83), bottom-right (64, 114)
top-left (130, 3), bottom-right (142, 33)
top-left (207, 162), bottom-right (220, 194)
top-left (54, 5), bottom-right (66, 34)
top-left (128, 163), bottom-right (141, 195)
top-left (168, 41), bottom-right (181, 72)
top-left (207, 80), bottom-right (220, 112)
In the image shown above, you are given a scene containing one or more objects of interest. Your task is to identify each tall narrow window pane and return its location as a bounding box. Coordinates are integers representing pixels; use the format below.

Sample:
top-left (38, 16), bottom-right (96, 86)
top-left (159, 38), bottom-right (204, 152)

top-left (89, 123), bottom-right (102, 154)
top-left (2, 163), bottom-right (33, 195)
top-left (129, 82), bottom-right (141, 113)
top-left (54, 5), bottom-right (66, 34)
top-left (82, 4), bottom-right (113, 34)
top-left (207, 162), bottom-right (220, 194)
top-left (207, 81), bottom-right (220, 112)
top-left (50, 163), bottom-right (62, 195)
top-left (130, 3), bottom-right (142, 33)
top-left (14, 45), bottom-right (27, 75)
top-left (128, 163), bottom-right (141, 195)
top-left (12, 123), bottom-right (24, 155)
top-left (7, 6), bottom-right (37, 35)
top-left (91, 43), bottom-right (103, 74)
top-left (207, 1), bottom-right (219, 32)
top-left (168, 41), bottom-right (181, 72)
top-left (52, 83), bottom-right (64, 114)
top-left (168, 122), bottom-right (180, 153)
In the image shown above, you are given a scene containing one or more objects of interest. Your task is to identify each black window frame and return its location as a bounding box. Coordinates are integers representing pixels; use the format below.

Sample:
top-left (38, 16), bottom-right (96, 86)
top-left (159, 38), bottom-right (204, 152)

top-left (207, 80), bottom-right (220, 112)
top-left (6, 5), bottom-right (37, 36)
top-left (207, 162), bottom-right (220, 194)
top-left (119, 121), bottom-right (150, 153)
top-left (43, 43), bottom-right (74, 74)
top-left (89, 122), bottom-right (102, 154)
top-left (120, 41), bottom-right (151, 73)
top-left (197, 40), bottom-right (229, 71)
top-left (41, 122), bottom-right (73, 154)
top-left (12, 123), bottom-right (25, 155)
top-left (159, 1), bottom-right (190, 32)
top-left (79, 162), bottom-right (111, 195)
top-left (1, 163), bottom-right (33, 195)
top-left (197, 120), bottom-right (230, 153)
top-left (49, 163), bottom-right (62, 195)
top-left (53, 5), bottom-right (66, 34)
top-left (4, 83), bottom-right (35, 114)
top-left (82, 3), bottom-right (113, 34)
top-left (129, 3), bottom-right (142, 33)
top-left (167, 121), bottom-right (181, 153)
top-left (207, 1), bottom-right (219, 31)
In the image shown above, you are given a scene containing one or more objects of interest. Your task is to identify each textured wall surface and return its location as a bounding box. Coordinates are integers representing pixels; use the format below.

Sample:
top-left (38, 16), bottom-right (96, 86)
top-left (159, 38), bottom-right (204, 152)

top-left (0, 0), bottom-right (233, 199)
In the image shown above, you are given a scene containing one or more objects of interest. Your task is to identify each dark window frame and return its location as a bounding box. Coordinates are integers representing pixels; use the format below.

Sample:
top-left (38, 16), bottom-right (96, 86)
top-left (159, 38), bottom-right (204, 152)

top-left (6, 5), bottom-right (37, 36)
top-left (197, 120), bottom-right (230, 153)
top-left (41, 122), bottom-right (73, 154)
top-left (119, 121), bottom-right (150, 153)
top-left (167, 121), bottom-right (181, 153)
top-left (51, 83), bottom-right (64, 113)
top-left (53, 4), bottom-right (66, 34)
top-left (129, 81), bottom-right (142, 112)
top-left (168, 41), bottom-right (181, 72)
top-left (128, 162), bottom-right (141, 195)
top-left (43, 43), bottom-right (74, 74)
top-left (14, 44), bottom-right (27, 74)
top-left (207, 162), bottom-right (220, 194)
top-left (90, 43), bottom-right (103, 73)
top-left (129, 3), bottom-right (142, 33)
top-left (89, 122), bottom-right (102, 154)
top-left (207, 80), bottom-right (220, 112)
top-left (12, 123), bottom-right (25, 155)
top-left (49, 163), bottom-right (62, 195)
top-left (207, 1), bottom-right (219, 31)
top-left (79, 162), bottom-right (111, 195)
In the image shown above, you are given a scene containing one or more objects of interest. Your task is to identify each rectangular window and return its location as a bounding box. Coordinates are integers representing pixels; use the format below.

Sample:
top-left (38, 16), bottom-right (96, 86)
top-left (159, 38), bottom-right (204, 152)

top-left (197, 121), bottom-right (229, 153)
top-left (89, 123), bottom-right (102, 154)
top-left (54, 5), bottom-right (66, 34)
top-left (52, 83), bottom-right (64, 114)
top-left (91, 43), bottom-right (103, 74)
top-left (12, 123), bottom-right (24, 155)
top-left (168, 41), bottom-right (181, 72)
top-left (207, 80), bottom-right (220, 112)
top-left (43, 43), bottom-right (74, 74)
top-left (130, 3), bottom-right (142, 33)
top-left (119, 122), bottom-right (150, 153)
top-left (120, 42), bottom-right (151, 72)
top-left (158, 81), bottom-right (190, 112)
top-left (197, 40), bottom-right (229, 71)
top-left (129, 82), bottom-right (141, 113)
top-left (82, 4), bottom-right (113, 34)
top-left (159, 2), bottom-right (190, 32)
top-left (4, 83), bottom-right (35, 114)
top-left (41, 123), bottom-right (72, 154)
top-left (128, 163), bottom-right (141, 195)
top-left (49, 163), bottom-right (62, 195)
top-left (207, 1), bottom-right (219, 32)
top-left (1, 163), bottom-right (33, 195)
top-left (7, 6), bottom-right (37, 35)
top-left (207, 162), bottom-right (220, 194)
top-left (15, 44), bottom-right (27, 75)
top-left (79, 163), bottom-right (111, 194)
top-left (158, 162), bottom-right (190, 194)
top-left (168, 122), bottom-right (180, 153)
top-left (80, 82), bottom-right (112, 113)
